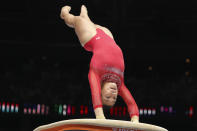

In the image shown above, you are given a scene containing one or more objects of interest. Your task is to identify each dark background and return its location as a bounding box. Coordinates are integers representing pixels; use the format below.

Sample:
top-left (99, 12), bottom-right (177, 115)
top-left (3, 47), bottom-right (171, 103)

top-left (0, 0), bottom-right (197, 130)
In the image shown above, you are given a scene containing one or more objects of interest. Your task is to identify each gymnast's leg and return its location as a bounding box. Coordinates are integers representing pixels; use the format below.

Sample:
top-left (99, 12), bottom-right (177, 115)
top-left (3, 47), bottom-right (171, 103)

top-left (60, 5), bottom-right (114, 45)
top-left (60, 5), bottom-right (96, 46)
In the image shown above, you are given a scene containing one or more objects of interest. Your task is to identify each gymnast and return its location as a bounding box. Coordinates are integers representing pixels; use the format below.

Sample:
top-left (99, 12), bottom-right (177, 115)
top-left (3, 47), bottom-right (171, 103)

top-left (60, 5), bottom-right (139, 122)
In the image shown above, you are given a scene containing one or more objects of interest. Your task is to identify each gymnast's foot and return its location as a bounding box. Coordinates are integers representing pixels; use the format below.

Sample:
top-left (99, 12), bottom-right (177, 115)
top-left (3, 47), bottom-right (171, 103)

top-left (60, 6), bottom-right (71, 19)
top-left (60, 6), bottom-right (75, 28)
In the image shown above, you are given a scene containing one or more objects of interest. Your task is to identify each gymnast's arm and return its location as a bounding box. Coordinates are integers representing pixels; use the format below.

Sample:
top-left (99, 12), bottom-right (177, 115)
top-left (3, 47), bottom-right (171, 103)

top-left (60, 5), bottom-right (106, 119)
top-left (119, 83), bottom-right (139, 122)
top-left (88, 69), bottom-right (106, 119)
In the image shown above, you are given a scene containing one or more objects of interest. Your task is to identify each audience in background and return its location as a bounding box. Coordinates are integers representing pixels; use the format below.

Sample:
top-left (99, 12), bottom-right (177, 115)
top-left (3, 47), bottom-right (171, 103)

top-left (0, 56), bottom-right (196, 106)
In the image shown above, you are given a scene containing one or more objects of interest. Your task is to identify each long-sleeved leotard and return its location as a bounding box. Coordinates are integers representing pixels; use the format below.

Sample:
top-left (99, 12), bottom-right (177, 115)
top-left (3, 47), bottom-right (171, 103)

top-left (84, 28), bottom-right (139, 118)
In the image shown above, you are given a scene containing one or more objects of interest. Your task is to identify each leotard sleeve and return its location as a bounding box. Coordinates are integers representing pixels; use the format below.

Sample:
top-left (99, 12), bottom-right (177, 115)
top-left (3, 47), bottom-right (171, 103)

top-left (119, 83), bottom-right (139, 118)
top-left (88, 68), bottom-right (103, 109)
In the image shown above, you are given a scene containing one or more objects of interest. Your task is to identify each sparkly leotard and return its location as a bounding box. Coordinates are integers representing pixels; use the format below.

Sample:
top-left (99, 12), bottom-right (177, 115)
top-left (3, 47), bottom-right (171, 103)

top-left (84, 28), bottom-right (139, 117)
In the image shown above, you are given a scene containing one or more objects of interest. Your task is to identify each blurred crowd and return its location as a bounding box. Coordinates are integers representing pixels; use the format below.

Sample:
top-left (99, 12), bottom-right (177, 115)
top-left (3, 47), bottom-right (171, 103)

top-left (0, 54), bottom-right (196, 107)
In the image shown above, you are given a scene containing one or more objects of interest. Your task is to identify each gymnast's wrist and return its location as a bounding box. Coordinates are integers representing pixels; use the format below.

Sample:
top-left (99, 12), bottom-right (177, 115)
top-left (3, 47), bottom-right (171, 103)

top-left (131, 115), bottom-right (139, 123)
top-left (94, 107), bottom-right (103, 114)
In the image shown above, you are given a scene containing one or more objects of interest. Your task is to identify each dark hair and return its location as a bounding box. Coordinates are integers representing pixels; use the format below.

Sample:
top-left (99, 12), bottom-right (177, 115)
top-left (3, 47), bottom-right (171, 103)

top-left (100, 73), bottom-right (121, 89)
top-left (102, 104), bottom-right (113, 111)
top-left (102, 104), bottom-right (113, 116)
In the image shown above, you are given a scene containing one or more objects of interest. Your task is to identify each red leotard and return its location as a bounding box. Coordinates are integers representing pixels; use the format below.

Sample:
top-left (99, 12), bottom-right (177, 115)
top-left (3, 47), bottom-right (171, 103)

top-left (84, 28), bottom-right (139, 118)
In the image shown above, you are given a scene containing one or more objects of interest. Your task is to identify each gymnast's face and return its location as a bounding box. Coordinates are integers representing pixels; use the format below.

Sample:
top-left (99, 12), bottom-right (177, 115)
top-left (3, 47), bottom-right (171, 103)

top-left (101, 82), bottom-right (118, 107)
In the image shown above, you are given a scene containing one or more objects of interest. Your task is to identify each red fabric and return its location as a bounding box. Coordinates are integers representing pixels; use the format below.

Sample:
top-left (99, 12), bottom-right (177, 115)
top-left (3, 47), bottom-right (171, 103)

top-left (84, 29), bottom-right (124, 70)
top-left (119, 83), bottom-right (139, 117)
top-left (84, 29), bottom-right (139, 117)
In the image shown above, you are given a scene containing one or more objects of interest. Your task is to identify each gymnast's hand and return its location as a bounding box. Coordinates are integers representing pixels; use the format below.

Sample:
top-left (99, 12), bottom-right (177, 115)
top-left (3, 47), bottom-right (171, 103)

top-left (94, 107), bottom-right (106, 119)
top-left (131, 115), bottom-right (139, 123)
top-left (96, 115), bottom-right (106, 119)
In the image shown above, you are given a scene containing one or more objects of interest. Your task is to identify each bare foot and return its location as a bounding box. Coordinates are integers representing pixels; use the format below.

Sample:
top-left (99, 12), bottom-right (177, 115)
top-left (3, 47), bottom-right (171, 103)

top-left (60, 6), bottom-right (71, 19)
top-left (60, 6), bottom-right (75, 28)
top-left (80, 5), bottom-right (92, 22)
top-left (80, 5), bottom-right (88, 17)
